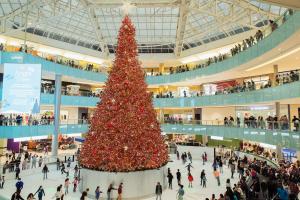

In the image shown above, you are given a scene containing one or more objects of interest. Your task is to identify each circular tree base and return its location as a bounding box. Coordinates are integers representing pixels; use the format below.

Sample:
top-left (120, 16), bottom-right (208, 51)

top-left (80, 166), bottom-right (167, 199)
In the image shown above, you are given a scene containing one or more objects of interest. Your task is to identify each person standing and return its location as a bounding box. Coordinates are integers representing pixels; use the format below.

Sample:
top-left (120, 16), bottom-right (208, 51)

top-left (202, 154), bottom-right (205, 165)
top-left (200, 170), bottom-right (205, 186)
top-left (34, 186), bottom-right (45, 200)
top-left (31, 155), bottom-right (37, 168)
top-left (188, 173), bottom-right (194, 188)
top-left (107, 184), bottom-right (117, 200)
top-left (95, 186), bottom-right (103, 200)
top-left (176, 169), bottom-right (181, 185)
top-left (155, 182), bottom-right (162, 200)
top-left (42, 165), bottom-right (49, 180)
top-left (64, 178), bottom-right (70, 195)
top-left (117, 183), bottom-right (123, 200)
top-left (177, 184), bottom-right (185, 200)
top-left (213, 168), bottom-right (220, 186)
top-left (167, 171), bottom-right (173, 189)
top-left (176, 150), bottom-right (180, 160)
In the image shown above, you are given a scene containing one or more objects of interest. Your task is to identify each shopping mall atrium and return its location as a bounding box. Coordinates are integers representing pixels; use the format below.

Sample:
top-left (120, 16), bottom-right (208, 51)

top-left (0, 0), bottom-right (300, 199)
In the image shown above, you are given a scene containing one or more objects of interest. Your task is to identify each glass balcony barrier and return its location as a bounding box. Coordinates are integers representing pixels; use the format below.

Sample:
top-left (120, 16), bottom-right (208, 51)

top-left (0, 117), bottom-right (299, 133)
top-left (163, 119), bottom-right (300, 133)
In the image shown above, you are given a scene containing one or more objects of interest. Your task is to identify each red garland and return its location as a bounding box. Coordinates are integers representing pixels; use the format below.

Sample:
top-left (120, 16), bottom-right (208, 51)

top-left (79, 15), bottom-right (168, 172)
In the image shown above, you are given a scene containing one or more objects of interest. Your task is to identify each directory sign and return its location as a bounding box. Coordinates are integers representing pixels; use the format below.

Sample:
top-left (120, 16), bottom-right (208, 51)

top-left (1, 63), bottom-right (41, 114)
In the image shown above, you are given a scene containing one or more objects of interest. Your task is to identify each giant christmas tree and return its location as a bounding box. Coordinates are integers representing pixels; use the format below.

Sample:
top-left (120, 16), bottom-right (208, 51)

top-left (79, 16), bottom-right (168, 172)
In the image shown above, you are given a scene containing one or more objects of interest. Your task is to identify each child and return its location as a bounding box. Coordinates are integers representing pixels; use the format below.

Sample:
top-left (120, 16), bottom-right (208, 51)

top-left (188, 173), bottom-right (194, 188)
top-left (73, 177), bottom-right (79, 192)
top-left (64, 178), bottom-right (70, 195)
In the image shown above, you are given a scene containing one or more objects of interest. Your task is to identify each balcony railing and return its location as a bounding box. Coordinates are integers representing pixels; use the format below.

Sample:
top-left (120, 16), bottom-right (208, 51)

top-left (0, 12), bottom-right (299, 85)
top-left (0, 121), bottom-right (299, 149)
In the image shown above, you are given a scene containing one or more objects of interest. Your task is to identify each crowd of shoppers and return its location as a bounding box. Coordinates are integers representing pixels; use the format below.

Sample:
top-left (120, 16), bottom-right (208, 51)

top-left (0, 114), bottom-right (54, 126)
top-left (154, 69), bottom-right (299, 99)
top-left (206, 150), bottom-right (300, 200)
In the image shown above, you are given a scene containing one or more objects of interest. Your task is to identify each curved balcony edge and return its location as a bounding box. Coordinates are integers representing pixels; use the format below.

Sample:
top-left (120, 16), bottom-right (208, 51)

top-left (0, 13), bottom-right (299, 85)
top-left (0, 124), bottom-right (298, 150)
top-left (1, 80), bottom-right (298, 108)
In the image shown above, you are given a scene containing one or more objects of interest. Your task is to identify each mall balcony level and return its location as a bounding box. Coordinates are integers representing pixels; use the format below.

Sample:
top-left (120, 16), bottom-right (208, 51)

top-left (0, 120), bottom-right (299, 150)
top-left (1, 80), bottom-right (300, 108)
top-left (0, 11), bottom-right (299, 85)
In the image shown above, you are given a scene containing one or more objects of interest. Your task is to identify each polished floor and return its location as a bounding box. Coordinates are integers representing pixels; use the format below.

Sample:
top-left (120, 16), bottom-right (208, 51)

top-left (0, 149), bottom-right (239, 200)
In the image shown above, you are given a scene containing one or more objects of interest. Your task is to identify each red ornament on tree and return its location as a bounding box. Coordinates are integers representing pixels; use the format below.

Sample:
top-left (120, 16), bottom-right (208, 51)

top-left (79, 15), bottom-right (168, 172)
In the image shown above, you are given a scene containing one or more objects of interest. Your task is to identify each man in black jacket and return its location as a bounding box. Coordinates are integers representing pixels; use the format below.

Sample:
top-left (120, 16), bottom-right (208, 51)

top-left (155, 182), bottom-right (162, 200)
top-left (176, 169), bottom-right (181, 185)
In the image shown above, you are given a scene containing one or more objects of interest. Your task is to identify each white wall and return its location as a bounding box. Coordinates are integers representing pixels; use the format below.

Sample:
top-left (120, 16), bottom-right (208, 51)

top-left (290, 104), bottom-right (300, 119)
top-left (64, 107), bottom-right (79, 122)
top-left (202, 107), bottom-right (236, 124)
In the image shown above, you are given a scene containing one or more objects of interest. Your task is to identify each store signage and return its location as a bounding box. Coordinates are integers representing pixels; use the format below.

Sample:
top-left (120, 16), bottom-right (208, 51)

top-left (1, 63), bottom-right (41, 114)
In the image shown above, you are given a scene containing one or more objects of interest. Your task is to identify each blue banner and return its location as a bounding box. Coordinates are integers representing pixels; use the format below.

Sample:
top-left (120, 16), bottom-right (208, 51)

top-left (1, 63), bottom-right (41, 114)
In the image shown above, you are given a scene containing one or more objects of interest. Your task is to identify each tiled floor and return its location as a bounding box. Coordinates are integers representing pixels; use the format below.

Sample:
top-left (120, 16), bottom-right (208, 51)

top-left (0, 150), bottom-right (239, 200)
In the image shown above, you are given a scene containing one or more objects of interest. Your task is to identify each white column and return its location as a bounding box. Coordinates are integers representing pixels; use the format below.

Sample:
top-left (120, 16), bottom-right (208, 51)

top-left (52, 74), bottom-right (62, 156)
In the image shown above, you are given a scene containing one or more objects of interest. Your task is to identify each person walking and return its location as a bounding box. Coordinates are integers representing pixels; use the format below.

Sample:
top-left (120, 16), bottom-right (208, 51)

top-left (230, 162), bottom-right (235, 179)
top-left (176, 169), bottom-right (181, 185)
top-left (31, 155), bottom-right (37, 168)
top-left (213, 168), bottom-right (220, 186)
top-left (11, 190), bottom-right (24, 200)
top-left (73, 177), bottom-right (79, 192)
top-left (219, 159), bottom-right (223, 174)
top-left (64, 178), bottom-right (70, 195)
top-left (15, 165), bottom-right (20, 179)
top-left (34, 185), bottom-right (45, 200)
top-left (95, 186), bottom-right (103, 200)
top-left (187, 151), bottom-right (192, 163)
top-left (177, 184), bottom-right (185, 200)
top-left (53, 186), bottom-right (62, 200)
top-left (117, 183), bottom-right (123, 200)
top-left (80, 191), bottom-right (87, 200)
top-left (0, 175), bottom-right (4, 189)
top-left (185, 163), bottom-right (193, 173)
top-left (56, 158), bottom-right (60, 171)
top-left (16, 178), bottom-right (24, 192)
top-left (155, 182), bottom-right (162, 200)
top-left (167, 171), bottom-right (174, 189)
top-left (202, 173), bottom-right (207, 188)
top-left (27, 193), bottom-right (35, 200)
top-left (188, 172), bottom-right (194, 188)
top-left (42, 165), bottom-right (49, 180)
top-left (107, 184), bottom-right (117, 200)
top-left (176, 150), bottom-right (180, 160)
